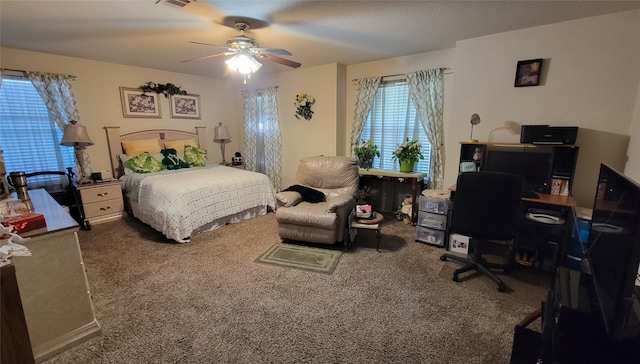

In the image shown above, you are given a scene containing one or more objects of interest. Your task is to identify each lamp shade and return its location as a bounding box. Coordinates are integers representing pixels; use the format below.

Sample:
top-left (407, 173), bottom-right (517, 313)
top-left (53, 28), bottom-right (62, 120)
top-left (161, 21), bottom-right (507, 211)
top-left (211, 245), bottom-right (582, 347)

top-left (225, 52), bottom-right (262, 75)
top-left (60, 120), bottom-right (94, 147)
top-left (214, 122), bottom-right (232, 143)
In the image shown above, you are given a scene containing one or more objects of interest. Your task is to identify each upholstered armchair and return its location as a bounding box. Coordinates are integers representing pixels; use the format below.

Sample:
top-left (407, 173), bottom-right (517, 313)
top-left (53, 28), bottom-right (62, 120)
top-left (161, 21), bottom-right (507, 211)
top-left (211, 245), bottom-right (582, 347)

top-left (276, 156), bottom-right (359, 245)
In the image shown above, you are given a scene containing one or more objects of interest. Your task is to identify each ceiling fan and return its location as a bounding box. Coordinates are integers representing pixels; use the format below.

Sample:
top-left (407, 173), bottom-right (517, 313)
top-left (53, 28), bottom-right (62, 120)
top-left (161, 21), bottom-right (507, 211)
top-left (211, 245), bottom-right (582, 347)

top-left (182, 20), bottom-right (301, 79)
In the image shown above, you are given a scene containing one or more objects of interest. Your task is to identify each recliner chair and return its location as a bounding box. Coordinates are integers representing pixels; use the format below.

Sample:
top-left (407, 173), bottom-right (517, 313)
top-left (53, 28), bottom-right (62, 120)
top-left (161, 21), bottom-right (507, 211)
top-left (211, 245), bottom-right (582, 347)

top-left (275, 156), bottom-right (359, 245)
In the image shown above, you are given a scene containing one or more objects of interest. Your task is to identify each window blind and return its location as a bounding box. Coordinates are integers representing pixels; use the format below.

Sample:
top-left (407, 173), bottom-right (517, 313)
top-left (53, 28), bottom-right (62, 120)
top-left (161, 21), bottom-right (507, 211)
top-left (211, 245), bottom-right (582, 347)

top-left (359, 81), bottom-right (432, 176)
top-left (0, 76), bottom-right (74, 188)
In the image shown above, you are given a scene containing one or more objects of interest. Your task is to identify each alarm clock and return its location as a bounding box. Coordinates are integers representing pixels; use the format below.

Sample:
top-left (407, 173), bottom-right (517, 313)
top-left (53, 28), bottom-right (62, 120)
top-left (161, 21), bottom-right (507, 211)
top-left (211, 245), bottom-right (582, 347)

top-left (232, 152), bottom-right (243, 166)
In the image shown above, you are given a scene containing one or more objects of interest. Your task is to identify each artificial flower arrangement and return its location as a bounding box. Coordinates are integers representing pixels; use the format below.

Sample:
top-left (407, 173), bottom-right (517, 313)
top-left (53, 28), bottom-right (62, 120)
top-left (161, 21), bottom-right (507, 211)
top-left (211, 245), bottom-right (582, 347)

top-left (294, 93), bottom-right (316, 120)
top-left (139, 82), bottom-right (187, 98)
top-left (392, 138), bottom-right (424, 172)
top-left (353, 139), bottom-right (380, 169)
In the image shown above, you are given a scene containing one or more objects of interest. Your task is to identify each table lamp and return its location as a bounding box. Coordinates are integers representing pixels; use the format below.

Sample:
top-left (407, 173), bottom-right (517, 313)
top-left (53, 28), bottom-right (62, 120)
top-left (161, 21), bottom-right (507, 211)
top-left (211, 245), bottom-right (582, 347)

top-left (214, 122), bottom-right (232, 165)
top-left (467, 113), bottom-right (481, 142)
top-left (60, 120), bottom-right (94, 183)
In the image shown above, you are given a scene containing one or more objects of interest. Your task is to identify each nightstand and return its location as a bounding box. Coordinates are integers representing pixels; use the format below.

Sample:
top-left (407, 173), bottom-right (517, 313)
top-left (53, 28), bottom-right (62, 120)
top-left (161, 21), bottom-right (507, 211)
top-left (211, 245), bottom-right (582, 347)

top-left (76, 180), bottom-right (125, 225)
top-left (231, 164), bottom-right (246, 170)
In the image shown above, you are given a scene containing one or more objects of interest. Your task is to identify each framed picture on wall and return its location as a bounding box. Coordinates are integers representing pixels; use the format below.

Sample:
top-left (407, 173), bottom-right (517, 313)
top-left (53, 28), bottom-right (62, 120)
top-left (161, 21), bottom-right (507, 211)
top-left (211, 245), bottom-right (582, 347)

top-left (514, 58), bottom-right (543, 87)
top-left (170, 93), bottom-right (201, 119)
top-left (120, 87), bottom-right (162, 118)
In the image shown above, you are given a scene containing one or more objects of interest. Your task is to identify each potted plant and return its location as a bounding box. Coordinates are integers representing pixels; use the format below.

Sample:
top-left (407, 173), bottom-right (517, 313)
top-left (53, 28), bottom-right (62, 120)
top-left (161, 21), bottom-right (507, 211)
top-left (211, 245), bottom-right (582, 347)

top-left (353, 139), bottom-right (380, 169)
top-left (392, 138), bottom-right (424, 172)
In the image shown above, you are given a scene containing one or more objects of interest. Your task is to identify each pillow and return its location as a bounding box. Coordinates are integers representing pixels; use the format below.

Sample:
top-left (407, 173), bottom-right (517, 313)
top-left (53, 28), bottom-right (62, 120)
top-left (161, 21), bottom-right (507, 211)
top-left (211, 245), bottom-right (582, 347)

top-left (160, 148), bottom-right (190, 170)
top-left (123, 152), bottom-right (165, 173)
top-left (163, 139), bottom-right (198, 154)
top-left (122, 138), bottom-right (162, 156)
top-left (184, 145), bottom-right (207, 167)
top-left (283, 184), bottom-right (325, 203)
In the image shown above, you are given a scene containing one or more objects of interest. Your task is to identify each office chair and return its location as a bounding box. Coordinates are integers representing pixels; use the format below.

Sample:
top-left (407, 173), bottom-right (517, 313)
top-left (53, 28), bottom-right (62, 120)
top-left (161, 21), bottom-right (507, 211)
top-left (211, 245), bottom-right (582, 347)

top-left (440, 171), bottom-right (524, 292)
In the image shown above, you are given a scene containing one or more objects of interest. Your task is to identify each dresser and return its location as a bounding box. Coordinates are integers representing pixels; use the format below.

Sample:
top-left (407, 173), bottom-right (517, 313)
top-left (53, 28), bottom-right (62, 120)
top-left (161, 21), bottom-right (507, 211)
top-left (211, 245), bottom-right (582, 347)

top-left (10, 189), bottom-right (101, 363)
top-left (76, 180), bottom-right (124, 226)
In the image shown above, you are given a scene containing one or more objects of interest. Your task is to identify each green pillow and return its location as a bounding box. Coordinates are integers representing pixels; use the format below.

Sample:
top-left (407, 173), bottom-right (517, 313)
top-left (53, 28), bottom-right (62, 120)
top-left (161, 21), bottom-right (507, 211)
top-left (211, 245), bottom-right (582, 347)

top-left (184, 145), bottom-right (207, 167)
top-left (161, 148), bottom-right (190, 170)
top-left (124, 152), bottom-right (165, 173)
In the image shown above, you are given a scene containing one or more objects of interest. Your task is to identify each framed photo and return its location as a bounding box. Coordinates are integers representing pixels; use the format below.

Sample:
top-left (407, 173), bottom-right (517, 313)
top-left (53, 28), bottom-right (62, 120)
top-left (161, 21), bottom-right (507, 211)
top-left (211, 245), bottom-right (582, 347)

top-left (170, 93), bottom-right (201, 119)
top-left (449, 233), bottom-right (470, 255)
top-left (120, 87), bottom-right (161, 118)
top-left (514, 58), bottom-right (543, 87)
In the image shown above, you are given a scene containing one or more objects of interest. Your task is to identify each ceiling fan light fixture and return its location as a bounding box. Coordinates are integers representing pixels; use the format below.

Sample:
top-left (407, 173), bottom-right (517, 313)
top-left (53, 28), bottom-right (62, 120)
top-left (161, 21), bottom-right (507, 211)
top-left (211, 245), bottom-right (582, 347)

top-left (225, 52), bottom-right (262, 75)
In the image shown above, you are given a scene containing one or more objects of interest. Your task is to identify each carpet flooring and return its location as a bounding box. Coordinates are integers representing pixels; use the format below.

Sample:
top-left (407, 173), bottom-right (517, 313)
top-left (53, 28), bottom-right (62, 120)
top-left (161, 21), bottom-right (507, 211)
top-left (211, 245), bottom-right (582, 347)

top-left (43, 213), bottom-right (549, 364)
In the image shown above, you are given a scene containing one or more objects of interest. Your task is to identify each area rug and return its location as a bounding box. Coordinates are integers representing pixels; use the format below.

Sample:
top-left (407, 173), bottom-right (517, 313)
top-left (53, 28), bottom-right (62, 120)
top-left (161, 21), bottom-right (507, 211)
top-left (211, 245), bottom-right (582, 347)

top-left (255, 243), bottom-right (342, 274)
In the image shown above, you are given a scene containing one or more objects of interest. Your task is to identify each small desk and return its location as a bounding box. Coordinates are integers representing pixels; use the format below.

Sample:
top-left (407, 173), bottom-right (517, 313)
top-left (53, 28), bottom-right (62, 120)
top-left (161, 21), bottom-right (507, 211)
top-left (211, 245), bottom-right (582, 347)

top-left (448, 184), bottom-right (577, 271)
top-left (359, 168), bottom-right (425, 224)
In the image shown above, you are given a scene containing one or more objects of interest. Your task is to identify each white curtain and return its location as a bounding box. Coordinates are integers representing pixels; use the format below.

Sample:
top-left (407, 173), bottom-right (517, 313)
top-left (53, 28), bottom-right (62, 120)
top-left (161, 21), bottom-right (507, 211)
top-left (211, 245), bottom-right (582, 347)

top-left (350, 77), bottom-right (381, 154)
top-left (242, 86), bottom-right (282, 191)
top-left (26, 72), bottom-right (91, 180)
top-left (406, 68), bottom-right (445, 189)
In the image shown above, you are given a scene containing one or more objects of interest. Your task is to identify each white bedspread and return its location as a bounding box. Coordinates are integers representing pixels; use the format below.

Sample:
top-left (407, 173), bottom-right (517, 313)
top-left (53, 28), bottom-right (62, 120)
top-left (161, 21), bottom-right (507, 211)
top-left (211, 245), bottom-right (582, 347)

top-left (120, 165), bottom-right (276, 242)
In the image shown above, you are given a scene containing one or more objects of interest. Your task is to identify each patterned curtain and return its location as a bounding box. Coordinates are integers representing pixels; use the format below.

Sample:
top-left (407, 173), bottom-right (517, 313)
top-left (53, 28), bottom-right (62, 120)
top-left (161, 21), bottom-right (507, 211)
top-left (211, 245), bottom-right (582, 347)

top-left (349, 77), bottom-right (381, 154)
top-left (26, 72), bottom-right (90, 180)
top-left (406, 68), bottom-right (445, 189)
top-left (242, 86), bottom-right (282, 191)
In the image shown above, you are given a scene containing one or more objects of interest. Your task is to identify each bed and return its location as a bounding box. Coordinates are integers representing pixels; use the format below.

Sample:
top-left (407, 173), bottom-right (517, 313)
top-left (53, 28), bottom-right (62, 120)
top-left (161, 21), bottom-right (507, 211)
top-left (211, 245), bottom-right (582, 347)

top-left (105, 126), bottom-right (277, 243)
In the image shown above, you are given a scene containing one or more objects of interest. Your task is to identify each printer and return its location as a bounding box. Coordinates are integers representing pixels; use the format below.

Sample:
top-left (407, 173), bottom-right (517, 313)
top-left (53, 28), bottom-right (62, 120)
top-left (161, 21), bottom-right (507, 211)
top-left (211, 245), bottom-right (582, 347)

top-left (520, 125), bottom-right (578, 145)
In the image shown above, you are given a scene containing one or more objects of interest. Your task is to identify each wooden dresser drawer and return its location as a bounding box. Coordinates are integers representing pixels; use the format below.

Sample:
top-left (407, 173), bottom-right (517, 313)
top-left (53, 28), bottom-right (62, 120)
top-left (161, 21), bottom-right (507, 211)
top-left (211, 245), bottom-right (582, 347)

top-left (83, 199), bottom-right (124, 219)
top-left (79, 184), bottom-right (122, 204)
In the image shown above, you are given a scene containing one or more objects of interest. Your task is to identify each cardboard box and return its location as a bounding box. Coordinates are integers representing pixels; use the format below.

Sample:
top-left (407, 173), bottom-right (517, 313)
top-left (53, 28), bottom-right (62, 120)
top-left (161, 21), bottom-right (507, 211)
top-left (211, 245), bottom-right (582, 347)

top-left (2, 212), bottom-right (47, 235)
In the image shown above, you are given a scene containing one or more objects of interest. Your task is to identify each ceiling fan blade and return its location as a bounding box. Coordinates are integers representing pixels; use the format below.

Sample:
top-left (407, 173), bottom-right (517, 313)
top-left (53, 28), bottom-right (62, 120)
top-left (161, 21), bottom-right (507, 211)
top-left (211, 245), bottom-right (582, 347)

top-left (189, 41), bottom-right (232, 50)
top-left (181, 52), bottom-right (234, 63)
top-left (255, 48), bottom-right (292, 56)
top-left (259, 54), bottom-right (301, 68)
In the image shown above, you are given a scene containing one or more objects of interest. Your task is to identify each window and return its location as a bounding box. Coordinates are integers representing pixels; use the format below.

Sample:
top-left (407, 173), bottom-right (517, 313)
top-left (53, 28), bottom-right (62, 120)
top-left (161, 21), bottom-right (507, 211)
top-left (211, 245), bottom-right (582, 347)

top-left (0, 76), bottom-right (74, 188)
top-left (358, 80), bottom-right (431, 176)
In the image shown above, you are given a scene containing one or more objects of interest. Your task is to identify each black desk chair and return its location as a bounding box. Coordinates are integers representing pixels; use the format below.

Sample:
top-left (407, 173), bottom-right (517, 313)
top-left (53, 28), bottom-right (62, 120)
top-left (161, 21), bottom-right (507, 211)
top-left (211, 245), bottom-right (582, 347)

top-left (440, 171), bottom-right (524, 291)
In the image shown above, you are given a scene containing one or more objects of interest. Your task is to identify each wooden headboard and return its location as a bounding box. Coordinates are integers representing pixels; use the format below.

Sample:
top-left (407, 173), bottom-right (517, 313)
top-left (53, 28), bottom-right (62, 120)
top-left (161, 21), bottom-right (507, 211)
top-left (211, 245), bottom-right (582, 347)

top-left (104, 126), bottom-right (207, 178)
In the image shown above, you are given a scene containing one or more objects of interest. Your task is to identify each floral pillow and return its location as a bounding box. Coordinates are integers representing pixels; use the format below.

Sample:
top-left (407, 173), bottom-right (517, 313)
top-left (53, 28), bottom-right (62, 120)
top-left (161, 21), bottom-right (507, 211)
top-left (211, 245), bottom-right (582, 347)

top-left (123, 152), bottom-right (165, 173)
top-left (184, 145), bottom-right (207, 167)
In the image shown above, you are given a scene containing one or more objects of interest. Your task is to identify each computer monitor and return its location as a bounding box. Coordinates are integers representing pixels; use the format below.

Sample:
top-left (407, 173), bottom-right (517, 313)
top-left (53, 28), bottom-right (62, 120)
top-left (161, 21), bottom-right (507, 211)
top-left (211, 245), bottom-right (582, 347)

top-left (585, 164), bottom-right (640, 340)
top-left (484, 150), bottom-right (552, 195)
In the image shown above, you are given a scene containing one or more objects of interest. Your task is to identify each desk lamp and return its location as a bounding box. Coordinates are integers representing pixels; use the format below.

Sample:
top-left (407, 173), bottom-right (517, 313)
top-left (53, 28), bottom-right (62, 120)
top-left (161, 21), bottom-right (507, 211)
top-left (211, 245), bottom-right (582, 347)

top-left (60, 120), bottom-right (94, 183)
top-left (467, 113), bottom-right (481, 142)
top-left (214, 122), bottom-right (232, 165)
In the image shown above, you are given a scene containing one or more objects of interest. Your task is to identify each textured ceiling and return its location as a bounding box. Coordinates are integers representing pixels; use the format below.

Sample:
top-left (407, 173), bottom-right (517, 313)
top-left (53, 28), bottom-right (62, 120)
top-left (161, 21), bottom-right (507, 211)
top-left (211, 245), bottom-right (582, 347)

top-left (2, 1), bottom-right (640, 79)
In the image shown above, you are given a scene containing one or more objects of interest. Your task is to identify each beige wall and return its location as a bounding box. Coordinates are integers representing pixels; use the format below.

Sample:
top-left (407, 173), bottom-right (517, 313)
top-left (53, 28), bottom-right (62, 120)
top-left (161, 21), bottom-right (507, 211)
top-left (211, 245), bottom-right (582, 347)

top-left (1, 47), bottom-right (238, 177)
top-left (448, 9), bottom-right (640, 207)
top-left (626, 57), bottom-right (640, 183)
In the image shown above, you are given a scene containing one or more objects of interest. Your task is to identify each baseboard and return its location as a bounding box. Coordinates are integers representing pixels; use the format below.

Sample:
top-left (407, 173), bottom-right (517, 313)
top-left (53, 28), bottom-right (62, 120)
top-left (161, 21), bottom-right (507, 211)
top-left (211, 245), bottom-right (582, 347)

top-left (33, 320), bottom-right (101, 363)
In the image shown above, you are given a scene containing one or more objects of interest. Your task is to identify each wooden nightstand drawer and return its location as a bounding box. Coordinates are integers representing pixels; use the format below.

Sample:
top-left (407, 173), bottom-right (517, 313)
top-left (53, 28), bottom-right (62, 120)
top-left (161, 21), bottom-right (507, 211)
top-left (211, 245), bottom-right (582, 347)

top-left (76, 181), bottom-right (124, 225)
top-left (83, 199), bottom-right (124, 219)
top-left (79, 184), bottom-right (122, 204)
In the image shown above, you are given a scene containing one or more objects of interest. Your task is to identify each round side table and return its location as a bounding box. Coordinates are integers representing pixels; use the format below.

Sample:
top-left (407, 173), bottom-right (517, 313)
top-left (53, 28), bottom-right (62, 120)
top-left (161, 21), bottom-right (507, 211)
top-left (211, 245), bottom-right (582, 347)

top-left (352, 212), bottom-right (384, 251)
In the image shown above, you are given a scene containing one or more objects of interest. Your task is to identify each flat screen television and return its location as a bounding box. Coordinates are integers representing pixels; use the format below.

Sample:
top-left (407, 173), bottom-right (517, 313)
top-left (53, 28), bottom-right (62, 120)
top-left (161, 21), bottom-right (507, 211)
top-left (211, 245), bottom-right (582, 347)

top-left (584, 163), bottom-right (640, 340)
top-left (484, 150), bottom-right (552, 195)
